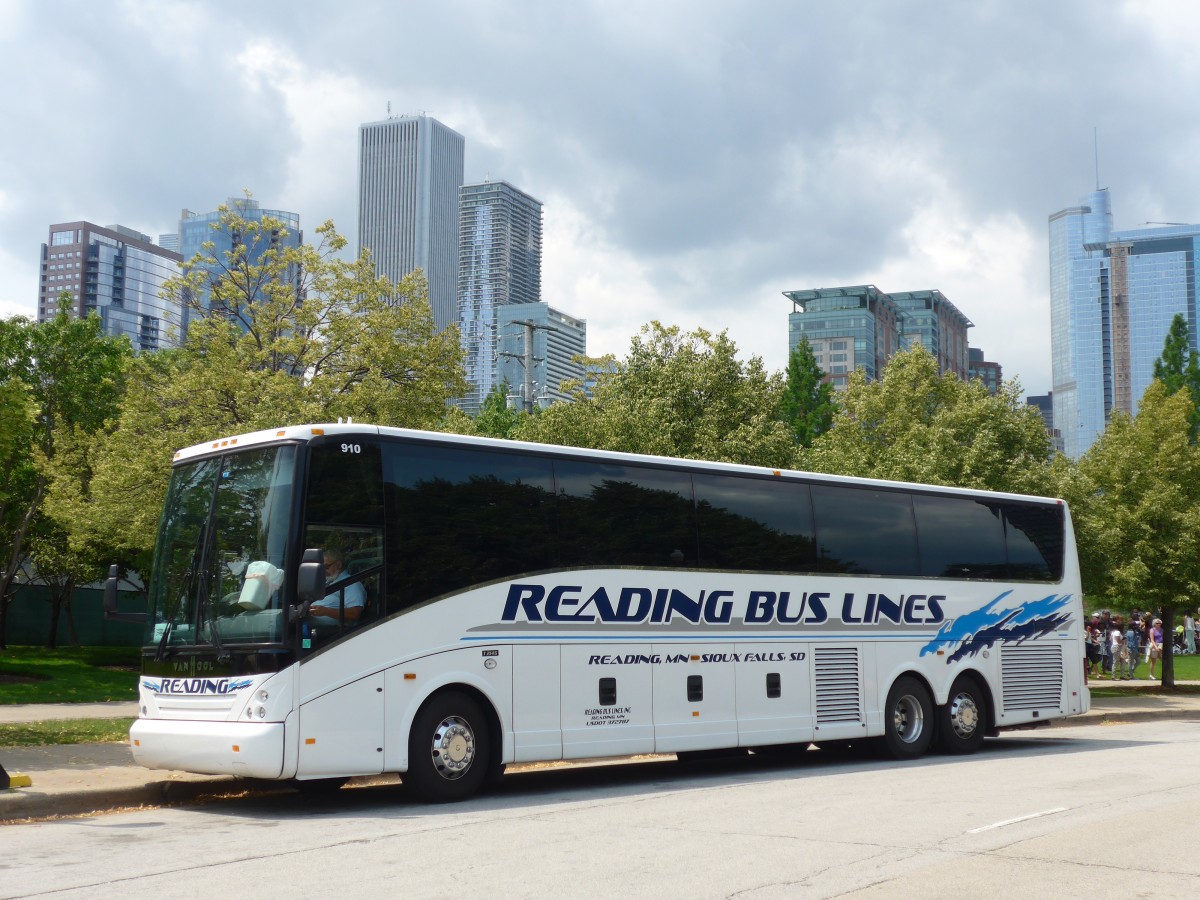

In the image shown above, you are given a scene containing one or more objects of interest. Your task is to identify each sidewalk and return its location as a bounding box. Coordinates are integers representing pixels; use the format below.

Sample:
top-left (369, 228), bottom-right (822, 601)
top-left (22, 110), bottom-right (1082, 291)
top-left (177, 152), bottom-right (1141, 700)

top-left (3, 682), bottom-right (1199, 823)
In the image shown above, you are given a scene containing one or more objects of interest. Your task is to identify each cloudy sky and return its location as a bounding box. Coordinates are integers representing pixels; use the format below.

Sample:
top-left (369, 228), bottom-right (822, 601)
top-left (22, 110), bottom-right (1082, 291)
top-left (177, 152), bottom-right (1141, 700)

top-left (2, 0), bottom-right (1197, 395)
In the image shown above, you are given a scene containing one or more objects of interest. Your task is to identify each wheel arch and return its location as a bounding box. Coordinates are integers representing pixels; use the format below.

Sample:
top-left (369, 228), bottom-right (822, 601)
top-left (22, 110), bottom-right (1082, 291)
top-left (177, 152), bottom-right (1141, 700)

top-left (403, 679), bottom-right (505, 774)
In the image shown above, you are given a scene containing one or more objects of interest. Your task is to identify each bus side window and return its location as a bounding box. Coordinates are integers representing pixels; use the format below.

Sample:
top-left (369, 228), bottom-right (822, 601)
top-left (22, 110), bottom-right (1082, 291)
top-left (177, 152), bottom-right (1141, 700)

top-left (554, 460), bottom-right (696, 568)
top-left (693, 474), bottom-right (816, 572)
top-left (1003, 503), bottom-right (1064, 582)
top-left (811, 484), bottom-right (919, 576)
top-left (381, 441), bottom-right (556, 614)
top-left (913, 494), bottom-right (1007, 579)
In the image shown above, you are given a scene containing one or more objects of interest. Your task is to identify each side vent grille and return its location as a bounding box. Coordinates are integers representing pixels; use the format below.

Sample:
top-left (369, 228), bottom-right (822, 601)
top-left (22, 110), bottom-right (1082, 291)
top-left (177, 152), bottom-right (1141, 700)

top-left (1001, 644), bottom-right (1064, 712)
top-left (814, 647), bottom-right (862, 724)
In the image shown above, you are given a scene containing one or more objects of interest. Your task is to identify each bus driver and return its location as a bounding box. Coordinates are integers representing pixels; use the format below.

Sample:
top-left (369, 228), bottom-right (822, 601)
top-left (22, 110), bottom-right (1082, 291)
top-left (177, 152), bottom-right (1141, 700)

top-left (308, 545), bottom-right (366, 623)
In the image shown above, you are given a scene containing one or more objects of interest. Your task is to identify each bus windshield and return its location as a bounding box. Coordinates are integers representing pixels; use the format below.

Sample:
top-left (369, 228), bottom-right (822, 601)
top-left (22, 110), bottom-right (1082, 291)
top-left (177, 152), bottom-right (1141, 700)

top-left (146, 444), bottom-right (297, 652)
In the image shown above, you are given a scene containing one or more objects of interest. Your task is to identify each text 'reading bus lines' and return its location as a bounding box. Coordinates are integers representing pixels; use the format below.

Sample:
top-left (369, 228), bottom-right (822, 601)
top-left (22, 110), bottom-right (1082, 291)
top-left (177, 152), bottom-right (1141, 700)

top-left (107, 423), bottom-right (1089, 802)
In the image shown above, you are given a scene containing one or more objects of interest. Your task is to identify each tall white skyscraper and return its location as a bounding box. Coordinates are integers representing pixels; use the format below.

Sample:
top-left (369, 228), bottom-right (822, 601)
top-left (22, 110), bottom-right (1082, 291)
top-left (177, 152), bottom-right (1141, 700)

top-left (357, 114), bottom-right (465, 331)
top-left (458, 180), bottom-right (544, 413)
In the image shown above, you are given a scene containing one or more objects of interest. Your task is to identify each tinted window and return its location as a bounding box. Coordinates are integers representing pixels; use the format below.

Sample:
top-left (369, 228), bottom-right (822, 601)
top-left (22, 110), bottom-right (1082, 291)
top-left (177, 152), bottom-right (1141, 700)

top-left (1004, 503), bottom-right (1064, 582)
top-left (555, 461), bottom-right (696, 568)
top-left (306, 439), bottom-right (383, 528)
top-left (382, 442), bottom-right (555, 610)
top-left (812, 484), bottom-right (918, 576)
top-left (694, 474), bottom-right (817, 572)
top-left (913, 494), bottom-right (1007, 579)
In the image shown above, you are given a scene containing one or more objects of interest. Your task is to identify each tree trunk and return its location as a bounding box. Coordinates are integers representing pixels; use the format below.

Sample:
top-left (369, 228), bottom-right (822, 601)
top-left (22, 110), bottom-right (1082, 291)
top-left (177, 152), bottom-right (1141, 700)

top-left (1161, 607), bottom-right (1176, 689)
top-left (45, 582), bottom-right (62, 650)
top-left (64, 591), bottom-right (79, 647)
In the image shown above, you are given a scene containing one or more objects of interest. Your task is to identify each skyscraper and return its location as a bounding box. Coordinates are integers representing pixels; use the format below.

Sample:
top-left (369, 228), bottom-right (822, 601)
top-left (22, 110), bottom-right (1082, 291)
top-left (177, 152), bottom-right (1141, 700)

top-left (458, 180), bottom-right (544, 414)
top-left (173, 196), bottom-right (303, 334)
top-left (783, 284), bottom-right (978, 391)
top-left (891, 289), bottom-right (972, 380)
top-left (357, 114), bottom-right (465, 331)
top-left (1049, 188), bottom-right (1200, 457)
top-left (37, 222), bottom-right (182, 352)
top-left (496, 302), bottom-right (587, 410)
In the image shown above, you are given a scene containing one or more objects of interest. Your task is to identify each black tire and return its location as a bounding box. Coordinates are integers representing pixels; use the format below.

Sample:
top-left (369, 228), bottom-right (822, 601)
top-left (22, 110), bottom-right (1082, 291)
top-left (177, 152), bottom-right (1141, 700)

top-left (882, 675), bottom-right (934, 760)
top-left (405, 691), bottom-right (491, 803)
top-left (937, 675), bottom-right (988, 755)
top-left (292, 776), bottom-right (348, 794)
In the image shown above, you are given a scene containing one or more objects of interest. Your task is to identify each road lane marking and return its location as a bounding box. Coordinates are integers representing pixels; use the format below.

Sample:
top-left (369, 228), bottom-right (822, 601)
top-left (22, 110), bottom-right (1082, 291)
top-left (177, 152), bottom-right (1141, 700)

top-left (967, 807), bottom-right (1068, 833)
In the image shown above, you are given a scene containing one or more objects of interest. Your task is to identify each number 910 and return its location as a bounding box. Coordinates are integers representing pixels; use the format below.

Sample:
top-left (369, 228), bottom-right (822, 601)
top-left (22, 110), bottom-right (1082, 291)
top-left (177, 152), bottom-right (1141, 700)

top-left (341, 443), bottom-right (361, 454)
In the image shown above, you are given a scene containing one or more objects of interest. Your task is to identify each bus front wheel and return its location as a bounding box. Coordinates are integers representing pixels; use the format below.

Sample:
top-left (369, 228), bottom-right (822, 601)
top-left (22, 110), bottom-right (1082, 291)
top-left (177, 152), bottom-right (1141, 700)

top-left (882, 676), bottom-right (933, 760)
top-left (405, 691), bottom-right (491, 803)
top-left (937, 675), bottom-right (987, 755)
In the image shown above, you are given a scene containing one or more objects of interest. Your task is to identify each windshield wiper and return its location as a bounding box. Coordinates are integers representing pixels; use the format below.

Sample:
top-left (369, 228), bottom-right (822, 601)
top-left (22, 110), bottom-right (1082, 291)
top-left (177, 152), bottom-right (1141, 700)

top-left (198, 568), bottom-right (230, 663)
top-left (155, 538), bottom-right (205, 663)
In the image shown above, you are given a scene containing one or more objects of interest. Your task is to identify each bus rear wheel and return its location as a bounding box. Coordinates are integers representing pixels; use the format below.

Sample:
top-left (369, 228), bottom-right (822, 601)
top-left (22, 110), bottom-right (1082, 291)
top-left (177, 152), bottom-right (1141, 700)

top-left (937, 675), bottom-right (987, 755)
top-left (405, 691), bottom-right (490, 803)
top-left (882, 676), bottom-right (933, 760)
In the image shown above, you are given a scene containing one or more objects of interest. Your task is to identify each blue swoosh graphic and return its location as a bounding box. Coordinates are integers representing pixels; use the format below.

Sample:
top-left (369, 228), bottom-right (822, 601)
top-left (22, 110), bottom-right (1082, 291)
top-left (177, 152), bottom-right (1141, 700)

top-left (920, 591), bottom-right (1073, 663)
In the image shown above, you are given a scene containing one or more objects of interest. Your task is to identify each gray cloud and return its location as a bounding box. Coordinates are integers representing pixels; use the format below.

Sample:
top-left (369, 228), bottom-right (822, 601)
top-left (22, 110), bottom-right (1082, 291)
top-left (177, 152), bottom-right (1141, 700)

top-left (3, 0), bottom-right (1197, 394)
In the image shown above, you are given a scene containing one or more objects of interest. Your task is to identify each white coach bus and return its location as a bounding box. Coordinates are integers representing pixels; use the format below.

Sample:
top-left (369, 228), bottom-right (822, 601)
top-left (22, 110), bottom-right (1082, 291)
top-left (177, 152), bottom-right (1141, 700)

top-left (107, 423), bottom-right (1088, 802)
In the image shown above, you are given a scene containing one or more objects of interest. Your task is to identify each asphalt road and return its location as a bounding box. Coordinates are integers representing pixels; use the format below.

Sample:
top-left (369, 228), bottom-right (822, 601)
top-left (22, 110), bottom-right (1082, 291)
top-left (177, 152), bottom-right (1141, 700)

top-left (3, 718), bottom-right (1199, 899)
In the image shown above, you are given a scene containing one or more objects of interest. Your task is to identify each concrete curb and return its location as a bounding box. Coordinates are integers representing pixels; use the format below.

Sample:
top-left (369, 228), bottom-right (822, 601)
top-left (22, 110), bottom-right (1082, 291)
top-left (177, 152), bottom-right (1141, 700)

top-left (0, 777), bottom-right (288, 824)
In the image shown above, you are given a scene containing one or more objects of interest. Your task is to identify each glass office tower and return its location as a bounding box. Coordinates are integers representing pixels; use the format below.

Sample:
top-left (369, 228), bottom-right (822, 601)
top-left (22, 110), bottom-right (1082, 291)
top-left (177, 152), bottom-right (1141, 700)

top-left (37, 222), bottom-right (183, 352)
top-left (174, 197), bottom-right (303, 336)
top-left (458, 180), bottom-right (544, 414)
top-left (1049, 188), bottom-right (1200, 457)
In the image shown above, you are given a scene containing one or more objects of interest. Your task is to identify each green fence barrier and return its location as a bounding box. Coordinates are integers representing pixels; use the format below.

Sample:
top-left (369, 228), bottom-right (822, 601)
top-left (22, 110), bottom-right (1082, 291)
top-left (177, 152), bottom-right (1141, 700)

top-left (5, 585), bottom-right (144, 647)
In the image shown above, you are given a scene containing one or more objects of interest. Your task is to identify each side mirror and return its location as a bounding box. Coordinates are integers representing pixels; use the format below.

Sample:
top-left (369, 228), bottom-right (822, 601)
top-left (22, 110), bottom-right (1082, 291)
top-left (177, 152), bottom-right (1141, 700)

top-left (103, 563), bottom-right (149, 623)
top-left (296, 548), bottom-right (326, 604)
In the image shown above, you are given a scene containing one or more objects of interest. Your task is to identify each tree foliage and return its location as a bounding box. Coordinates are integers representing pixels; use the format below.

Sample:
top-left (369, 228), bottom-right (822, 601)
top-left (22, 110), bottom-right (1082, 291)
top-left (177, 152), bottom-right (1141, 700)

top-left (473, 383), bottom-right (527, 440)
top-left (516, 322), bottom-right (795, 467)
top-left (78, 202), bottom-right (467, 573)
top-left (0, 308), bottom-right (132, 647)
top-left (1074, 381), bottom-right (1200, 688)
top-left (778, 336), bottom-right (835, 446)
top-left (799, 344), bottom-right (1054, 494)
top-left (1152, 312), bottom-right (1200, 441)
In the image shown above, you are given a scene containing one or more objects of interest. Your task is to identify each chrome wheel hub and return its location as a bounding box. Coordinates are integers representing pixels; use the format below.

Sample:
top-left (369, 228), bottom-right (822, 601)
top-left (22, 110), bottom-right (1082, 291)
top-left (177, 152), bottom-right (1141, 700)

top-left (430, 716), bottom-right (476, 780)
top-left (948, 693), bottom-right (980, 739)
top-left (893, 694), bottom-right (925, 744)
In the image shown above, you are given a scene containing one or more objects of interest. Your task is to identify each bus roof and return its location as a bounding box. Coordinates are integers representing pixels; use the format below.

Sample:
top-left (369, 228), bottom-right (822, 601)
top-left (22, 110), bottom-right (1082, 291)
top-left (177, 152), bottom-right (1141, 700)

top-left (172, 422), bottom-right (1065, 508)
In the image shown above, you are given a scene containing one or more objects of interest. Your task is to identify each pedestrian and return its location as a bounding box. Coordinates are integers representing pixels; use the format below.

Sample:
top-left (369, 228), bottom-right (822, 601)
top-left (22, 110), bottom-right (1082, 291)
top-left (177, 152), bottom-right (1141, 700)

top-left (1147, 618), bottom-right (1164, 680)
top-left (1111, 625), bottom-right (1132, 680)
top-left (1186, 610), bottom-right (1196, 656)
top-left (1087, 617), bottom-right (1103, 678)
top-left (1098, 613), bottom-right (1113, 677)
top-left (1125, 617), bottom-right (1141, 679)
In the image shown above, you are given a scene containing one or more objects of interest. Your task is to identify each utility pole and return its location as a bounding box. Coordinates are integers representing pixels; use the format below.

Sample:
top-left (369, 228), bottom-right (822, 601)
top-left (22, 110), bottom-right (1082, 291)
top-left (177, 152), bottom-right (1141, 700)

top-left (499, 319), bottom-right (556, 413)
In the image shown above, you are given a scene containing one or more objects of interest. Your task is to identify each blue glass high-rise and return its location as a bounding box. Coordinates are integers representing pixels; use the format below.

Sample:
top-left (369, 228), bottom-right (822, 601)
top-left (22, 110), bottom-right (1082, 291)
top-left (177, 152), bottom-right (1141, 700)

top-left (1049, 189), bottom-right (1200, 457)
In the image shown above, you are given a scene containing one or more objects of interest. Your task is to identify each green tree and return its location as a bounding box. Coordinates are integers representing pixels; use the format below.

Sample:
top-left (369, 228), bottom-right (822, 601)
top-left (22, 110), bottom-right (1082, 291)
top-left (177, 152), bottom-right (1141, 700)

top-left (778, 336), bottom-right (835, 446)
top-left (800, 344), bottom-right (1054, 494)
top-left (79, 203), bottom-right (466, 573)
top-left (516, 322), bottom-right (795, 467)
top-left (0, 307), bottom-right (132, 647)
top-left (474, 383), bottom-right (526, 440)
top-left (1075, 381), bottom-right (1200, 688)
top-left (1152, 312), bottom-right (1200, 440)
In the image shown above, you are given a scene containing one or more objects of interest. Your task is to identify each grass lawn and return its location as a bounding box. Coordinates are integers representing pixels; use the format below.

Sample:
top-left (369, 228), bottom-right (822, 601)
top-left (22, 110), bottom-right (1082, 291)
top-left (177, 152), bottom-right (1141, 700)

top-left (0, 646), bottom-right (139, 704)
top-left (0, 717), bottom-right (135, 747)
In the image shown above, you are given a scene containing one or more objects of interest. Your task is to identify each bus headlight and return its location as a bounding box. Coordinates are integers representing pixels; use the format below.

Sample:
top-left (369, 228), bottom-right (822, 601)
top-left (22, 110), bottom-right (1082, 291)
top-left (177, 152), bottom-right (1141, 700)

top-left (257, 689), bottom-right (269, 702)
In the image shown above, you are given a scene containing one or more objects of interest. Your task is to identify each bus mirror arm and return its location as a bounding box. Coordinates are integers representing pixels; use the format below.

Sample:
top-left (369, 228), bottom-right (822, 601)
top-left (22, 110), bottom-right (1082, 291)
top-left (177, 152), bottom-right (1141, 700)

top-left (103, 563), bottom-right (149, 623)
